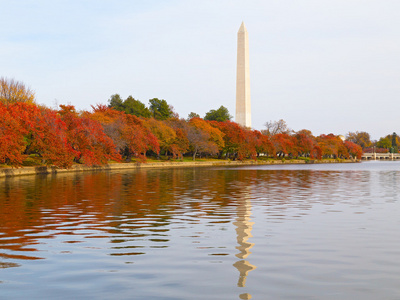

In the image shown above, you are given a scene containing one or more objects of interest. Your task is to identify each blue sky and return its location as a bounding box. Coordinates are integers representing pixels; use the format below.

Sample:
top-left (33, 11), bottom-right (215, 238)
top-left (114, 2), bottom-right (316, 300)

top-left (2, 0), bottom-right (400, 140)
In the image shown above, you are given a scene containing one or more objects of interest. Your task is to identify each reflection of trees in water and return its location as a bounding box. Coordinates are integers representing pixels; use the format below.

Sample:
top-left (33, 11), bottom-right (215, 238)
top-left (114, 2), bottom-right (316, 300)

top-left (251, 170), bottom-right (373, 220)
top-left (378, 171), bottom-right (400, 203)
top-left (0, 167), bottom-right (377, 270)
top-left (0, 168), bottom-right (243, 267)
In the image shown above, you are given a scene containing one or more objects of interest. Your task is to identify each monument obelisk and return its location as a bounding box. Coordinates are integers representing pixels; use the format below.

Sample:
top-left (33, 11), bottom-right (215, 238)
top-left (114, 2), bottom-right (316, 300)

top-left (236, 22), bottom-right (251, 128)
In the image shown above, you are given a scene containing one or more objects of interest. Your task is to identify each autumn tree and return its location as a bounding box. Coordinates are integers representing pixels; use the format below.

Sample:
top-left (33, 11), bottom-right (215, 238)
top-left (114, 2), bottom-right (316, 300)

top-left (122, 114), bottom-right (160, 160)
top-left (344, 141), bottom-right (363, 159)
top-left (0, 102), bottom-right (26, 166)
top-left (316, 134), bottom-right (348, 159)
top-left (294, 130), bottom-right (316, 158)
top-left (209, 120), bottom-right (243, 159)
top-left (238, 129), bottom-right (259, 160)
top-left (8, 103), bottom-right (75, 168)
top-left (188, 118), bottom-right (225, 160)
top-left (165, 118), bottom-right (190, 159)
top-left (89, 104), bottom-right (159, 162)
top-left (270, 133), bottom-right (296, 157)
top-left (144, 118), bottom-right (177, 157)
top-left (0, 77), bottom-right (35, 105)
top-left (171, 128), bottom-right (189, 159)
top-left (59, 105), bottom-right (120, 166)
top-left (253, 130), bottom-right (275, 157)
top-left (263, 119), bottom-right (291, 136)
top-left (204, 106), bottom-right (232, 122)
top-left (345, 131), bottom-right (371, 149)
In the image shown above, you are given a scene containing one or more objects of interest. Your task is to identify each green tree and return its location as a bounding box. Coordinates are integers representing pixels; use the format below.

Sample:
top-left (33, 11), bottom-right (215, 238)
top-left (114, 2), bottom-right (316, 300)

top-left (123, 96), bottom-right (151, 118)
top-left (108, 94), bottom-right (152, 118)
top-left (392, 132), bottom-right (398, 152)
top-left (204, 106), bottom-right (232, 122)
top-left (149, 98), bottom-right (173, 120)
top-left (108, 94), bottom-right (124, 111)
top-left (376, 137), bottom-right (391, 149)
top-left (187, 112), bottom-right (200, 120)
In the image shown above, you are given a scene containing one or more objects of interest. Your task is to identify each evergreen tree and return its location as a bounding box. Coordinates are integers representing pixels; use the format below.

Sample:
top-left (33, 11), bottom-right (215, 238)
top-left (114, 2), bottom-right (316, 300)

top-left (204, 106), bottom-right (232, 122)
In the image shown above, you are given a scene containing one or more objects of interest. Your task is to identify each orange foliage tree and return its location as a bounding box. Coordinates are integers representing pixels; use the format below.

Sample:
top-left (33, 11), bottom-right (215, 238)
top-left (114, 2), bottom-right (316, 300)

top-left (144, 118), bottom-right (177, 157)
top-left (166, 118), bottom-right (190, 159)
top-left (188, 118), bottom-right (225, 160)
top-left (89, 105), bottom-right (159, 162)
top-left (316, 134), bottom-right (351, 159)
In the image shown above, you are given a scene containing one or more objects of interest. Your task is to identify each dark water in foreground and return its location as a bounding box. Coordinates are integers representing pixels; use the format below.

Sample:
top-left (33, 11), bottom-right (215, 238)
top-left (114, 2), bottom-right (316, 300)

top-left (1, 162), bottom-right (400, 299)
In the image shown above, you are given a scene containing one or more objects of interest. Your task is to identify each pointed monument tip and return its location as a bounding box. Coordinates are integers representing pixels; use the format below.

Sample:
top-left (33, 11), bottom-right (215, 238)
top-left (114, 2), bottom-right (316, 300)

top-left (238, 21), bottom-right (247, 32)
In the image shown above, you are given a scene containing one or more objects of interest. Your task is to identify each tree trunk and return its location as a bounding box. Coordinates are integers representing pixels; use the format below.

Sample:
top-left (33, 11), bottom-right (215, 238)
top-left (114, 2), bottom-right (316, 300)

top-left (193, 150), bottom-right (197, 161)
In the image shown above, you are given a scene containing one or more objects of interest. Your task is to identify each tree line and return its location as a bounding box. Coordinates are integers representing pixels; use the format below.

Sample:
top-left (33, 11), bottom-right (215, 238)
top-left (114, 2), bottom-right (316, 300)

top-left (345, 131), bottom-right (399, 153)
top-left (0, 78), bottom-right (363, 168)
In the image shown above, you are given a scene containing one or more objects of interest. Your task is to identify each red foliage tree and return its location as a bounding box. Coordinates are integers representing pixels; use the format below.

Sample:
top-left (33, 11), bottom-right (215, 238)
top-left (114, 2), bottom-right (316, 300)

top-left (0, 103), bottom-right (26, 166)
top-left (294, 130), bottom-right (316, 158)
top-left (271, 133), bottom-right (296, 157)
top-left (253, 130), bottom-right (275, 157)
top-left (344, 141), bottom-right (362, 159)
top-left (6, 103), bottom-right (75, 168)
top-left (59, 105), bottom-right (120, 166)
top-left (209, 120), bottom-right (244, 159)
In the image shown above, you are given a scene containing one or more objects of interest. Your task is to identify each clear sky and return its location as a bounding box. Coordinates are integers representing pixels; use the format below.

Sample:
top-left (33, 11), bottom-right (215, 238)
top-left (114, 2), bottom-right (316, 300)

top-left (2, 0), bottom-right (400, 140)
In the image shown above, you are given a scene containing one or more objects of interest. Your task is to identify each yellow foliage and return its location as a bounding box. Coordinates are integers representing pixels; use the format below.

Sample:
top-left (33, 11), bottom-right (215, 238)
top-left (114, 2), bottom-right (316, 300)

top-left (0, 77), bottom-right (35, 105)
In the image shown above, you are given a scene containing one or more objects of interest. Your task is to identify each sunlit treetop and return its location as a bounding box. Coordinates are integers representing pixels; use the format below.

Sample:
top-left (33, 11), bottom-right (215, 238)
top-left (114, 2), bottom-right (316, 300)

top-left (0, 77), bottom-right (35, 105)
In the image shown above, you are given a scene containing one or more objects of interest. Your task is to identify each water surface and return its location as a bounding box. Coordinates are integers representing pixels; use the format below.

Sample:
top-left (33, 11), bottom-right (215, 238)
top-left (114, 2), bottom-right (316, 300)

top-left (1, 161), bottom-right (400, 299)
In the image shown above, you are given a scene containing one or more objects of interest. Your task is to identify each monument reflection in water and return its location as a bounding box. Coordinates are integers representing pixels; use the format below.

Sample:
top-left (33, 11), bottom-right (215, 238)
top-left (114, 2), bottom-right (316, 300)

top-left (233, 186), bottom-right (256, 299)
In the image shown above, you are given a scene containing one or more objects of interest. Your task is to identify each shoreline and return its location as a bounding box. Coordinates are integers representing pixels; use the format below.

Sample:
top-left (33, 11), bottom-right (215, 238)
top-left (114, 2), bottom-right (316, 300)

top-left (0, 159), bottom-right (360, 178)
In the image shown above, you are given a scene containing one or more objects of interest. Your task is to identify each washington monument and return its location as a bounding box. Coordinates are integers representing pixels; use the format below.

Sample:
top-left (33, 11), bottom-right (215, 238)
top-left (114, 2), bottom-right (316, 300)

top-left (235, 22), bottom-right (251, 128)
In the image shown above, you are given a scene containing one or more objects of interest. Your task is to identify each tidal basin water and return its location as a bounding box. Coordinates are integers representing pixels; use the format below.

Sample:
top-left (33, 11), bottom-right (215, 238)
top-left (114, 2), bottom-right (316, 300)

top-left (1, 162), bottom-right (400, 299)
